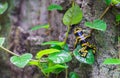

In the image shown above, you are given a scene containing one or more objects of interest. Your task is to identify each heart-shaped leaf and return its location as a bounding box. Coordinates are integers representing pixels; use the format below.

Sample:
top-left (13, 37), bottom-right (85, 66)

top-left (103, 58), bottom-right (120, 64)
top-left (0, 37), bottom-right (5, 46)
top-left (10, 53), bottom-right (33, 68)
top-left (0, 2), bottom-right (8, 14)
top-left (63, 3), bottom-right (83, 26)
top-left (73, 45), bottom-right (95, 64)
top-left (48, 50), bottom-right (72, 63)
top-left (36, 49), bottom-right (60, 59)
top-left (85, 19), bottom-right (107, 31)
top-left (69, 72), bottom-right (80, 78)
top-left (48, 4), bottom-right (63, 11)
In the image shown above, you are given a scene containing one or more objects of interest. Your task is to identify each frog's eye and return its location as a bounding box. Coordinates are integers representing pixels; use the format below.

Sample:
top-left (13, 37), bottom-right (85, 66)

top-left (76, 28), bottom-right (80, 30)
top-left (74, 27), bottom-right (82, 31)
top-left (74, 28), bottom-right (82, 33)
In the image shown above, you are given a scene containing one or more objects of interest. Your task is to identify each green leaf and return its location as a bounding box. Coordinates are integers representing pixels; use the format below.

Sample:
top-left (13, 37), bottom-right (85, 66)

top-left (112, 0), bottom-right (120, 5)
top-left (30, 24), bottom-right (49, 31)
top-left (105, 0), bottom-right (112, 5)
top-left (28, 60), bottom-right (39, 66)
top-left (10, 53), bottom-right (33, 68)
top-left (50, 45), bottom-right (62, 50)
top-left (48, 4), bottom-right (63, 11)
top-left (50, 43), bottom-right (69, 51)
top-left (41, 62), bottom-right (48, 69)
top-left (69, 72), bottom-right (80, 78)
top-left (0, 2), bottom-right (8, 14)
top-left (118, 36), bottom-right (120, 42)
top-left (0, 37), bottom-right (5, 46)
top-left (116, 14), bottom-right (120, 22)
top-left (35, 49), bottom-right (60, 59)
top-left (48, 50), bottom-right (72, 63)
top-left (41, 41), bottom-right (64, 47)
top-left (63, 4), bottom-right (83, 26)
top-left (63, 44), bottom-right (70, 52)
top-left (43, 64), bottom-right (68, 74)
top-left (85, 19), bottom-right (107, 31)
top-left (73, 45), bottom-right (95, 64)
top-left (103, 58), bottom-right (120, 64)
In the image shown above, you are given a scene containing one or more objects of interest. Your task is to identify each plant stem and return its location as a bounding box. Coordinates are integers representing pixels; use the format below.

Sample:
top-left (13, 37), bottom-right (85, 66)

top-left (56, 74), bottom-right (58, 78)
top-left (99, 5), bottom-right (111, 19)
top-left (65, 68), bottom-right (68, 78)
top-left (38, 62), bottom-right (48, 77)
top-left (45, 75), bottom-right (49, 78)
top-left (0, 46), bottom-right (19, 56)
top-left (64, 26), bottom-right (71, 44)
top-left (71, 0), bottom-right (75, 3)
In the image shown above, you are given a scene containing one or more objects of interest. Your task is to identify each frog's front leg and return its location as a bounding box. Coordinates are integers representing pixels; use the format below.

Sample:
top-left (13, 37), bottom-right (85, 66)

top-left (87, 44), bottom-right (96, 54)
top-left (74, 37), bottom-right (81, 48)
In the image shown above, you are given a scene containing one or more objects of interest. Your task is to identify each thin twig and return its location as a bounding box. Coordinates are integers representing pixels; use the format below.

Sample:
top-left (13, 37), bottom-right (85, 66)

top-left (64, 26), bottom-right (71, 44)
top-left (65, 68), bottom-right (68, 78)
top-left (0, 46), bottom-right (19, 56)
top-left (99, 5), bottom-right (111, 19)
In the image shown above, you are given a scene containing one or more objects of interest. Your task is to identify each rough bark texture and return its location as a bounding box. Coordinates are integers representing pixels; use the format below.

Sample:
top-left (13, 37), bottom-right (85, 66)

top-left (0, 0), bottom-right (119, 78)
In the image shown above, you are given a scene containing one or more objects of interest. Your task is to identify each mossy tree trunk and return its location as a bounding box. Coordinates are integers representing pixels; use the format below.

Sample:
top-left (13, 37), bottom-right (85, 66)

top-left (0, 0), bottom-right (119, 78)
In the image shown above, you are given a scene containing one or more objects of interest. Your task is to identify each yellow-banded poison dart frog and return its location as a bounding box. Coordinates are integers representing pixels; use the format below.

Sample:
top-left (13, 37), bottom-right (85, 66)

top-left (74, 27), bottom-right (96, 57)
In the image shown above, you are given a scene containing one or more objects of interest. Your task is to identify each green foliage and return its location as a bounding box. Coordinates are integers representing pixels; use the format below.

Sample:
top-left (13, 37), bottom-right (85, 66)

top-left (41, 62), bottom-right (48, 69)
top-left (85, 19), bottom-right (107, 31)
top-left (50, 45), bottom-right (62, 50)
top-left (10, 53), bottom-right (33, 68)
top-left (69, 72), bottom-right (80, 78)
top-left (30, 24), bottom-right (49, 31)
top-left (0, 2), bottom-right (8, 14)
top-left (63, 3), bottom-right (83, 26)
top-left (48, 4), bottom-right (63, 11)
top-left (112, 0), bottom-right (120, 5)
top-left (0, 37), bottom-right (5, 46)
top-left (39, 61), bottom-right (68, 74)
top-left (50, 44), bottom-right (70, 52)
top-left (118, 36), bottom-right (120, 42)
top-left (43, 64), bottom-right (68, 74)
top-left (36, 49), bottom-right (60, 59)
top-left (35, 43), bottom-right (71, 75)
top-left (28, 60), bottom-right (39, 66)
top-left (105, 0), bottom-right (112, 5)
top-left (41, 41), bottom-right (64, 47)
top-left (63, 44), bottom-right (70, 52)
top-left (48, 50), bottom-right (72, 63)
top-left (116, 14), bottom-right (120, 22)
top-left (103, 58), bottom-right (120, 64)
top-left (73, 45), bottom-right (95, 64)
